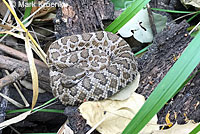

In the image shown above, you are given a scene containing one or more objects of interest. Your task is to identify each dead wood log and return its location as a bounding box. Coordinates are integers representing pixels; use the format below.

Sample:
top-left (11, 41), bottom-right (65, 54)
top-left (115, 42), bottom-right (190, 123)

top-left (53, 0), bottom-right (115, 38)
top-left (136, 20), bottom-right (200, 124)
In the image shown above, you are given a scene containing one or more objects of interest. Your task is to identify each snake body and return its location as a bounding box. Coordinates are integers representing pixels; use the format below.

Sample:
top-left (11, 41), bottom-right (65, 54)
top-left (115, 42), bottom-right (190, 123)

top-left (47, 31), bottom-right (138, 105)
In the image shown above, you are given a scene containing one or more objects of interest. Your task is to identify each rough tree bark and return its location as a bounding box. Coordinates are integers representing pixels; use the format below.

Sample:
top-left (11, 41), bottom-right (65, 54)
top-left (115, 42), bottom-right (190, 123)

top-left (136, 21), bottom-right (200, 124)
top-left (53, 0), bottom-right (115, 38)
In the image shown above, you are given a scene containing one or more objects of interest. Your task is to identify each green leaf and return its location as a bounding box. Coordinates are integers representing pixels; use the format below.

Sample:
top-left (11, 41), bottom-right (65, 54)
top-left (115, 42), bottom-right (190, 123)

top-left (190, 123), bottom-right (200, 134)
top-left (105, 0), bottom-right (150, 33)
top-left (118, 8), bottom-right (167, 43)
top-left (123, 31), bottom-right (200, 133)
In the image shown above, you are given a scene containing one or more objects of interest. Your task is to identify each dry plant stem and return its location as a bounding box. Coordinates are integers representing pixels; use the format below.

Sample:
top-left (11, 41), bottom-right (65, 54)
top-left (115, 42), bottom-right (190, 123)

top-left (86, 115), bottom-right (108, 134)
top-left (2, 10), bottom-right (10, 25)
top-left (0, 55), bottom-right (30, 71)
top-left (2, 0), bottom-right (47, 65)
top-left (4, 70), bottom-right (30, 107)
top-left (30, 26), bottom-right (40, 44)
top-left (0, 43), bottom-right (47, 68)
top-left (9, 126), bottom-right (21, 134)
top-left (0, 1), bottom-right (46, 42)
top-left (173, 12), bottom-right (197, 22)
top-left (7, 0), bottom-right (20, 27)
top-left (0, 68), bottom-right (27, 89)
top-left (146, 4), bottom-right (157, 36)
top-left (0, 92), bottom-right (24, 108)
top-left (31, 24), bottom-right (55, 33)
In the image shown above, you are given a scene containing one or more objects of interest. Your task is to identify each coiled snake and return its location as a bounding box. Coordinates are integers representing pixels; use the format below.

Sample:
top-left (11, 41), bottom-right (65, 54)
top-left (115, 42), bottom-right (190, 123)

top-left (47, 31), bottom-right (138, 105)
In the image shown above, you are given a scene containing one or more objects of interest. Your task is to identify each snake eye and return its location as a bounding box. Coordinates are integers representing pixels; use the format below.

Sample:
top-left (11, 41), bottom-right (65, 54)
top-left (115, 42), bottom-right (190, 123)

top-left (61, 79), bottom-right (76, 88)
top-left (52, 66), bottom-right (57, 71)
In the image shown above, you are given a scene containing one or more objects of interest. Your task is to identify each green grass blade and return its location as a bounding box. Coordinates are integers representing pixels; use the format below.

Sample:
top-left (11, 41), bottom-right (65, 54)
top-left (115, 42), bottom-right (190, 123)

top-left (187, 12), bottom-right (200, 22)
top-left (151, 8), bottom-right (196, 13)
top-left (134, 45), bottom-right (150, 56)
top-left (123, 31), bottom-right (200, 134)
top-left (6, 109), bottom-right (64, 114)
top-left (190, 123), bottom-right (200, 134)
top-left (32, 97), bottom-right (58, 111)
top-left (105, 0), bottom-right (150, 33)
top-left (23, 0), bottom-right (35, 24)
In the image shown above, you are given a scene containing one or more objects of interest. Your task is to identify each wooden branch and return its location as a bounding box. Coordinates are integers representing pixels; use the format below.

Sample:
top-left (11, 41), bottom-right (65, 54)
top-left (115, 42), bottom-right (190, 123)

top-left (0, 68), bottom-right (27, 89)
top-left (0, 43), bottom-right (47, 68)
top-left (0, 55), bottom-right (50, 91)
top-left (146, 4), bottom-right (157, 36)
top-left (0, 55), bottom-right (29, 71)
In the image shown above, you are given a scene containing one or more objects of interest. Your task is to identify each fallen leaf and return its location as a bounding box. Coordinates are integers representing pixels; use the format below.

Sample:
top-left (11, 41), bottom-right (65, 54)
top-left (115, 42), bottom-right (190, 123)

top-left (79, 92), bottom-right (159, 134)
top-left (118, 8), bottom-right (167, 43)
top-left (180, 0), bottom-right (200, 9)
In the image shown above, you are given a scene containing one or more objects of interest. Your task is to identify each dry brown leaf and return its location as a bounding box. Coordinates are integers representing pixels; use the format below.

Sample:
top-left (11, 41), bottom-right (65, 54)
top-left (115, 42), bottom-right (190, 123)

top-left (79, 92), bottom-right (159, 134)
top-left (34, 13), bottom-right (56, 22)
top-left (25, 32), bottom-right (39, 109)
top-left (0, 22), bottom-right (25, 31)
top-left (0, 24), bottom-right (12, 30)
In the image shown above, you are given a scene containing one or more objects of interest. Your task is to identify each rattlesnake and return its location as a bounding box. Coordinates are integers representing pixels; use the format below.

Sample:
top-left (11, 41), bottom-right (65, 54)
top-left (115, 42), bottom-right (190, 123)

top-left (47, 31), bottom-right (138, 105)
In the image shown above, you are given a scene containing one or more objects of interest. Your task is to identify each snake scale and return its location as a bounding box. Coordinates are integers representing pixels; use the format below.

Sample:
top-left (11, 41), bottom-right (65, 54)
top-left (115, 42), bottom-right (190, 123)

top-left (47, 31), bottom-right (138, 105)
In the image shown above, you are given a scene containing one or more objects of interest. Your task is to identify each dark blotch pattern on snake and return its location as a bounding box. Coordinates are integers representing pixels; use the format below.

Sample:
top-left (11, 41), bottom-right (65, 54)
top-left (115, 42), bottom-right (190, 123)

top-left (47, 31), bottom-right (138, 105)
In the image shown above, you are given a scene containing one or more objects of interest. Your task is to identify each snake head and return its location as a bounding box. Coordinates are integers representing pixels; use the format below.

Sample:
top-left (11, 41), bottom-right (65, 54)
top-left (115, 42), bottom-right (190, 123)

top-left (61, 67), bottom-right (86, 88)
